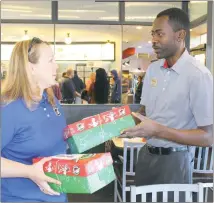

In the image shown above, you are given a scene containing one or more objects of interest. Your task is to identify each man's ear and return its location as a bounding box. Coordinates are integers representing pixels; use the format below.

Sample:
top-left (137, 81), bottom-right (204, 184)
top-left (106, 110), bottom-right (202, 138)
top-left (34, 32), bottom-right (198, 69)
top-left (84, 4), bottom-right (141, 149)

top-left (176, 30), bottom-right (186, 42)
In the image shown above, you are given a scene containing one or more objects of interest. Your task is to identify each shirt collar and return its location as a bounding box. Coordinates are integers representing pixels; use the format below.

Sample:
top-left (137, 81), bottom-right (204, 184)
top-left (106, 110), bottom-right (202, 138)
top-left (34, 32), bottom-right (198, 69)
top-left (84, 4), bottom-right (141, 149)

top-left (161, 49), bottom-right (190, 74)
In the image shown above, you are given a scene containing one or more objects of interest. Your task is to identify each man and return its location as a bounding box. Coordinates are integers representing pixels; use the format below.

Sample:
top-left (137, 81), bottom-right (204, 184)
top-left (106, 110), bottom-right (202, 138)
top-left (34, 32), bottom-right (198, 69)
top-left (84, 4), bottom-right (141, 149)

top-left (121, 8), bottom-right (213, 188)
top-left (61, 68), bottom-right (81, 104)
top-left (72, 70), bottom-right (85, 104)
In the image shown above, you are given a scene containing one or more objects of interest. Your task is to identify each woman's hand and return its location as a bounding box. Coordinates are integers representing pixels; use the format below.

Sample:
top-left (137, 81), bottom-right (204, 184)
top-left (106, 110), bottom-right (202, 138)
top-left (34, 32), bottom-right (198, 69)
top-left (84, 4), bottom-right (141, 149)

top-left (27, 157), bottom-right (61, 196)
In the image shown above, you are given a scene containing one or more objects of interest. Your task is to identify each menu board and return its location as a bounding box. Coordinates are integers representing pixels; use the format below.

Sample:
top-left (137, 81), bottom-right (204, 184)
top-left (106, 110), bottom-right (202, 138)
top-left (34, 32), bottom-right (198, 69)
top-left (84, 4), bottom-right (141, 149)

top-left (1, 43), bottom-right (115, 61)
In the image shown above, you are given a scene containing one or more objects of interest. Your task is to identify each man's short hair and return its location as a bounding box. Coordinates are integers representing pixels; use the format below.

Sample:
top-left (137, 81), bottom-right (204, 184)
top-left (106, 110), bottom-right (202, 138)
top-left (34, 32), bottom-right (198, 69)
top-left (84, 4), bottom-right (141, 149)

top-left (157, 8), bottom-right (190, 36)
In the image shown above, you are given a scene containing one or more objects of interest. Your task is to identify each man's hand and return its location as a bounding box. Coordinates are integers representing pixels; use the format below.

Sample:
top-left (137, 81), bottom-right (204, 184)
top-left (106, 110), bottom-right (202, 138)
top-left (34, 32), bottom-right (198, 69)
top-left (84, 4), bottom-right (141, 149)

top-left (120, 112), bottom-right (160, 138)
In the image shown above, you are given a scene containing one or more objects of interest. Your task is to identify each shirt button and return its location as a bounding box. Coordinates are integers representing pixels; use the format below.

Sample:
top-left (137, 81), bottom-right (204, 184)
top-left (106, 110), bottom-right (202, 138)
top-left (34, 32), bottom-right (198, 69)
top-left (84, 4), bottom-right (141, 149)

top-left (47, 114), bottom-right (50, 117)
top-left (44, 108), bottom-right (47, 111)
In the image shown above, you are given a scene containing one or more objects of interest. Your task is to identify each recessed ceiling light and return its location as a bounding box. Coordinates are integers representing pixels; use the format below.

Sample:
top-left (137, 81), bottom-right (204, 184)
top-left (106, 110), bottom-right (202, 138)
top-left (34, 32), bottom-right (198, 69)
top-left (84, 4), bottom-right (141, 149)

top-left (138, 46), bottom-right (142, 48)
top-left (190, 29), bottom-right (193, 32)
top-left (136, 26), bottom-right (143, 30)
top-left (148, 41), bottom-right (152, 43)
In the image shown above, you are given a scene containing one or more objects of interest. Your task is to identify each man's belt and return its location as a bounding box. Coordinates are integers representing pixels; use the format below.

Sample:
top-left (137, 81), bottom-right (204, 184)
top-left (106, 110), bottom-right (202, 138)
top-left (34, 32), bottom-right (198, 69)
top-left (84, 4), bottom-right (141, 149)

top-left (147, 145), bottom-right (188, 155)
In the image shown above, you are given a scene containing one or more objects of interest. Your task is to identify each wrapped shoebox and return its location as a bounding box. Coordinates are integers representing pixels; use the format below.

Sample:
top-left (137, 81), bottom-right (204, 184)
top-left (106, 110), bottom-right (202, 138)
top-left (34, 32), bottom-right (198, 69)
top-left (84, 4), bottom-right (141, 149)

top-left (33, 153), bottom-right (115, 194)
top-left (64, 105), bottom-right (135, 153)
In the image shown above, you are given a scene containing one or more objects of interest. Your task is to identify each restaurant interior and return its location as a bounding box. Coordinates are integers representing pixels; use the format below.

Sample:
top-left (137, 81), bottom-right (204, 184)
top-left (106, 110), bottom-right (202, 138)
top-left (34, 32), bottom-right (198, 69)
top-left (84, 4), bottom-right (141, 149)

top-left (1, 0), bottom-right (213, 202)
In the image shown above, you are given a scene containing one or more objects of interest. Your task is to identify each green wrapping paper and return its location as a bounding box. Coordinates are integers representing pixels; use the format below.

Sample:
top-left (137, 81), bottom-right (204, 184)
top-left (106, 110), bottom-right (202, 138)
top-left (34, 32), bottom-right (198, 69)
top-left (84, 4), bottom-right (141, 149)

top-left (64, 105), bottom-right (135, 153)
top-left (33, 153), bottom-right (115, 194)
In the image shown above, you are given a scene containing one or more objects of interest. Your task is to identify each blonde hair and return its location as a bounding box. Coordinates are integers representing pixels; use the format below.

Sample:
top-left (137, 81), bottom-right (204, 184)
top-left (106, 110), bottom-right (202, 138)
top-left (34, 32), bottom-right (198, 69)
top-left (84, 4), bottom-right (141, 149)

top-left (66, 67), bottom-right (73, 77)
top-left (90, 72), bottom-right (96, 82)
top-left (1, 39), bottom-right (55, 108)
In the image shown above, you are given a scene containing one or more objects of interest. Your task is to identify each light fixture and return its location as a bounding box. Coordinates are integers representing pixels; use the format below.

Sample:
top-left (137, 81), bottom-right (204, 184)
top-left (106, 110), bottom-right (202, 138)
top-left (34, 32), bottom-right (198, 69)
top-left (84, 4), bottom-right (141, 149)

top-left (148, 41), bottom-right (152, 44)
top-left (138, 46), bottom-right (142, 48)
top-left (136, 26), bottom-right (143, 30)
top-left (64, 33), bottom-right (72, 44)
top-left (190, 29), bottom-right (193, 32)
top-left (23, 30), bottom-right (30, 40)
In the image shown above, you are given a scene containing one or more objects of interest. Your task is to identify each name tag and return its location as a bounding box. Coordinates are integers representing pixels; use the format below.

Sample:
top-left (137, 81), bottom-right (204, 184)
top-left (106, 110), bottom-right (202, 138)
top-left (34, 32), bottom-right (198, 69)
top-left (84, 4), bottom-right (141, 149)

top-left (151, 78), bottom-right (158, 87)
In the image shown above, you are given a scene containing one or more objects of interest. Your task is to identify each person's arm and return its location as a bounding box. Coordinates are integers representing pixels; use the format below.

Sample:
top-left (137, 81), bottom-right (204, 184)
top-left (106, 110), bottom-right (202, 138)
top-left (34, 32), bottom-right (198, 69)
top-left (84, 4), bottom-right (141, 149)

top-left (1, 157), bottom-right (61, 195)
top-left (75, 91), bottom-right (81, 97)
top-left (157, 124), bottom-right (213, 147)
top-left (157, 71), bottom-right (213, 146)
top-left (121, 113), bottom-right (213, 147)
top-left (1, 108), bottom-right (60, 196)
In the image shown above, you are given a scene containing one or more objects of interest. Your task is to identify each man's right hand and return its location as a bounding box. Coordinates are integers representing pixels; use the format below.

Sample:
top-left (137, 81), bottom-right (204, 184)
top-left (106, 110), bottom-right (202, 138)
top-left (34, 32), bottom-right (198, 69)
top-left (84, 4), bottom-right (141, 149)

top-left (27, 157), bottom-right (61, 196)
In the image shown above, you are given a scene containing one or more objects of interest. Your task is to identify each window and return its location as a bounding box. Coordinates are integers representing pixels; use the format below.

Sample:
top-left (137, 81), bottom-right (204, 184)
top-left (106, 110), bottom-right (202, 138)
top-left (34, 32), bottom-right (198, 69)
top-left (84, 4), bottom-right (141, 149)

top-left (58, 0), bottom-right (119, 21)
top-left (189, 1), bottom-right (208, 21)
top-left (1, 1), bottom-right (51, 20)
top-left (125, 2), bottom-right (182, 22)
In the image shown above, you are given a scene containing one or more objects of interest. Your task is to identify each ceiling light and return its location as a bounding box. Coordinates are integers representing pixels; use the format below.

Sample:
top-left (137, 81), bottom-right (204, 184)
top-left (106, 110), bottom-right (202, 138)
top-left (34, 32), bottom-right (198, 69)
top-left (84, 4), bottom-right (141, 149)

top-left (126, 16), bottom-right (155, 20)
top-left (138, 46), bottom-right (142, 48)
top-left (23, 30), bottom-right (30, 40)
top-left (2, 8), bottom-right (32, 13)
top-left (64, 33), bottom-right (72, 45)
top-left (148, 41), bottom-right (152, 43)
top-left (20, 14), bottom-right (51, 18)
top-left (99, 16), bottom-right (118, 20)
top-left (136, 26), bottom-right (143, 30)
top-left (190, 29), bottom-right (193, 32)
top-left (59, 9), bottom-right (105, 13)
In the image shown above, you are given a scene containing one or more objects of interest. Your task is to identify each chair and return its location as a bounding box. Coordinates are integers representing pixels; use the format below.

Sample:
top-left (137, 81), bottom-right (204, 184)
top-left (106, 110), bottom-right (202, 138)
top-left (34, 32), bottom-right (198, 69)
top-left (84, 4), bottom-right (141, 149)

top-left (130, 183), bottom-right (204, 202)
top-left (114, 141), bottom-right (145, 202)
top-left (201, 183), bottom-right (213, 202)
top-left (193, 146), bottom-right (213, 182)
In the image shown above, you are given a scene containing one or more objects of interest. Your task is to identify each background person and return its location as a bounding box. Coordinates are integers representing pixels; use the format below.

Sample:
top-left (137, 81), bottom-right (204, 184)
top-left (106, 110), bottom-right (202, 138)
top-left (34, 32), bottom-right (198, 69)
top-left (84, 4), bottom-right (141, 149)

top-left (94, 68), bottom-right (109, 104)
top-left (61, 68), bottom-right (81, 104)
top-left (110, 69), bottom-right (121, 104)
top-left (72, 70), bottom-right (85, 104)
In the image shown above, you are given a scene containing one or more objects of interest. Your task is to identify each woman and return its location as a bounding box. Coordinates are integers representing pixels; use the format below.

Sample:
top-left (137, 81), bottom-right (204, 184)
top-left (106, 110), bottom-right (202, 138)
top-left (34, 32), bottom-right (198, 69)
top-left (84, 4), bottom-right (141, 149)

top-left (86, 72), bottom-right (96, 92)
top-left (94, 68), bottom-right (109, 104)
top-left (110, 70), bottom-right (121, 104)
top-left (1, 38), bottom-right (67, 202)
top-left (87, 72), bottom-right (96, 104)
top-left (134, 75), bottom-right (143, 104)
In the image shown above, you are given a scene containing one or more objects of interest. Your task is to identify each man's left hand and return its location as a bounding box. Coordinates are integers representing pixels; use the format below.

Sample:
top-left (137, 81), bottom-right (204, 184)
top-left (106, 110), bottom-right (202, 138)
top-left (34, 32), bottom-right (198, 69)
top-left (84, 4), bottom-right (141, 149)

top-left (120, 112), bottom-right (161, 138)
